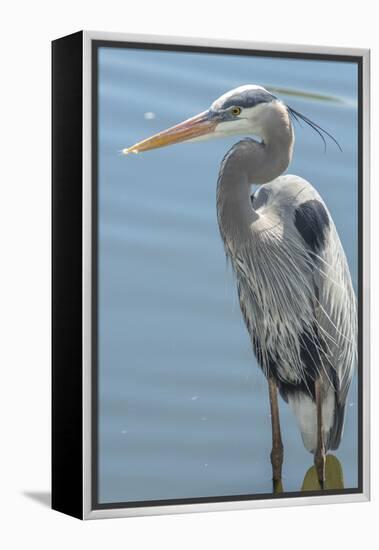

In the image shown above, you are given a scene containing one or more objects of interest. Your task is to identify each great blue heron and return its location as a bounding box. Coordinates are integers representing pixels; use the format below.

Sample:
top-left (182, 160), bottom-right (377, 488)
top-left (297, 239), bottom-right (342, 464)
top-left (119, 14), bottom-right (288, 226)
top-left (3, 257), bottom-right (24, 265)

top-left (123, 85), bottom-right (357, 489)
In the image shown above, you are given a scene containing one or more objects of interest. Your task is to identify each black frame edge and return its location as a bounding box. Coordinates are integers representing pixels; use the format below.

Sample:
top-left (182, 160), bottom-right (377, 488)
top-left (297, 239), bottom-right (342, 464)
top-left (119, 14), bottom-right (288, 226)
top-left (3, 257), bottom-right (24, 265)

top-left (52, 30), bottom-right (84, 520)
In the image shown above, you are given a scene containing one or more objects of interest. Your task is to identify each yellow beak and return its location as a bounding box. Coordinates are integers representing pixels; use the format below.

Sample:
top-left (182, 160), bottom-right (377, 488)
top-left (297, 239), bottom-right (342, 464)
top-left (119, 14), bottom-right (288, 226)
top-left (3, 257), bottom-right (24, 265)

top-left (122, 110), bottom-right (217, 155)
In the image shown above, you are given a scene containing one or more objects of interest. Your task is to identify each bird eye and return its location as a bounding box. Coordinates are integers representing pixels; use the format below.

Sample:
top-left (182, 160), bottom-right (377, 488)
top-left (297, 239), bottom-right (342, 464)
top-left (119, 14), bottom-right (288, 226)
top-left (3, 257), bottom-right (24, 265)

top-left (231, 107), bottom-right (242, 116)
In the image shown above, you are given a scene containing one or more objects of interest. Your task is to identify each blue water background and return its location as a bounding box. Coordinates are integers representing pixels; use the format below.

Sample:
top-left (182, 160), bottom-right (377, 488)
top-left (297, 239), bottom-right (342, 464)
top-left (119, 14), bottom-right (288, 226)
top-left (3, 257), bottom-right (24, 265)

top-left (97, 47), bottom-right (358, 503)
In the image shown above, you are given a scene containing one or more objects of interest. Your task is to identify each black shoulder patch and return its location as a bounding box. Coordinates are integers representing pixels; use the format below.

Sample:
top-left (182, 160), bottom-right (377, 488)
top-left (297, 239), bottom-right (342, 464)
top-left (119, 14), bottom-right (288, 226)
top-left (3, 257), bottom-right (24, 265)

top-left (294, 199), bottom-right (330, 253)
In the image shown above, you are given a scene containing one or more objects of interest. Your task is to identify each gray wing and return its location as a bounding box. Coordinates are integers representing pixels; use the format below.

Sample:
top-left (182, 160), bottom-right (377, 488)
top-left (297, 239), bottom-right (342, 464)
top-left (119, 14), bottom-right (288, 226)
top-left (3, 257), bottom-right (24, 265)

top-left (294, 197), bottom-right (357, 449)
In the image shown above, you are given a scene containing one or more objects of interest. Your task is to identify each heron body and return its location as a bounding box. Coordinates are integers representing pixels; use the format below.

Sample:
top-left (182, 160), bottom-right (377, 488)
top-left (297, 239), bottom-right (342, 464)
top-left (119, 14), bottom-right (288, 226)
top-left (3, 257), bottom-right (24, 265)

top-left (124, 84), bottom-right (357, 486)
top-left (218, 172), bottom-right (356, 453)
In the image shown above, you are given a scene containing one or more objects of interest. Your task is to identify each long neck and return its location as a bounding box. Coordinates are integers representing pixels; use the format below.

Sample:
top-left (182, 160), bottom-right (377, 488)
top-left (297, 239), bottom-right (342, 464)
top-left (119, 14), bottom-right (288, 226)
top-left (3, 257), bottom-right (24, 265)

top-left (217, 110), bottom-right (294, 248)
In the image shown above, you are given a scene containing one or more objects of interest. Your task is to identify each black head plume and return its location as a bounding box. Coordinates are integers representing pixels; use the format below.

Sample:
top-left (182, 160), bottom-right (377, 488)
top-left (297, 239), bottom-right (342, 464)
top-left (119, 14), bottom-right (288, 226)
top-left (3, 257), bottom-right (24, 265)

top-left (286, 105), bottom-right (342, 152)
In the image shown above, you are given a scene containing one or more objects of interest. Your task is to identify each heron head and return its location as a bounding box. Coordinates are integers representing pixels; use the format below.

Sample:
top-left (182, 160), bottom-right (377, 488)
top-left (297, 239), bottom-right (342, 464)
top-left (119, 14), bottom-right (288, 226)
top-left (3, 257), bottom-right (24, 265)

top-left (122, 85), bottom-right (287, 155)
top-left (123, 84), bottom-right (341, 155)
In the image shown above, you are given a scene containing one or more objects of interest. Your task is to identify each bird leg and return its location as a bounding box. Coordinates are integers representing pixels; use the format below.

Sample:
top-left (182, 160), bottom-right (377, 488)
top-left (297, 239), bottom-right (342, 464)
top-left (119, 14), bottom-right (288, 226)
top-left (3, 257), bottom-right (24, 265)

top-left (268, 376), bottom-right (284, 490)
top-left (314, 378), bottom-right (326, 488)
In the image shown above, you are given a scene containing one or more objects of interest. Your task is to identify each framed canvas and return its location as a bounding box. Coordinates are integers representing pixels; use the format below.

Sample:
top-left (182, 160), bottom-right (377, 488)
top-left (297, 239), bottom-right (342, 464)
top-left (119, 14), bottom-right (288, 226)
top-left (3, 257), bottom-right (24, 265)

top-left (52, 30), bottom-right (370, 520)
